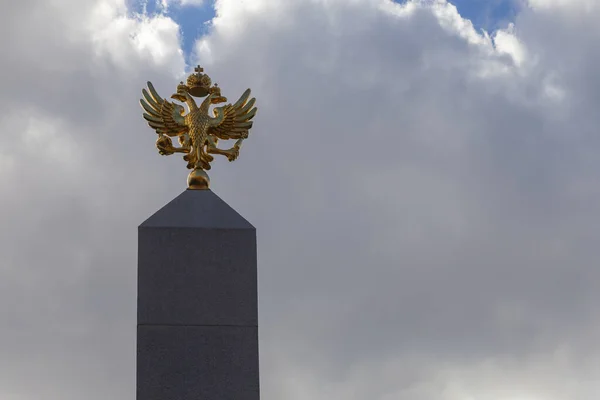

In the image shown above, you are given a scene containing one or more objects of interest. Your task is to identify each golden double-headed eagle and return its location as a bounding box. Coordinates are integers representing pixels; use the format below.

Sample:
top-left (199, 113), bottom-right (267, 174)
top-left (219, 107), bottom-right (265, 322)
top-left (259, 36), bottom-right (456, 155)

top-left (139, 66), bottom-right (257, 189)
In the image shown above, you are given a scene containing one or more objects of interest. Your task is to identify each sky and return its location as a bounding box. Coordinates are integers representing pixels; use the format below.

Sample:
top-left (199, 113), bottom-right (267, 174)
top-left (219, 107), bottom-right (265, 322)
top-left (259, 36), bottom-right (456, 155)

top-left (127, 0), bottom-right (521, 56)
top-left (448, 0), bottom-right (520, 29)
top-left (2, 0), bottom-right (600, 399)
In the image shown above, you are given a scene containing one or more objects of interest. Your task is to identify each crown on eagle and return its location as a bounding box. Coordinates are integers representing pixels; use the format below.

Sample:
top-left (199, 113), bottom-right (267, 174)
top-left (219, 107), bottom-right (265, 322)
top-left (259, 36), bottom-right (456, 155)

top-left (186, 65), bottom-right (212, 97)
top-left (209, 83), bottom-right (221, 96)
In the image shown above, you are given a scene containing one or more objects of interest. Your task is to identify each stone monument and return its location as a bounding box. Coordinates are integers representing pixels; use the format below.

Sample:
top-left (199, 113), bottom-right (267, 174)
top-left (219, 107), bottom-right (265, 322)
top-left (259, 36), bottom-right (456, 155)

top-left (137, 66), bottom-right (259, 400)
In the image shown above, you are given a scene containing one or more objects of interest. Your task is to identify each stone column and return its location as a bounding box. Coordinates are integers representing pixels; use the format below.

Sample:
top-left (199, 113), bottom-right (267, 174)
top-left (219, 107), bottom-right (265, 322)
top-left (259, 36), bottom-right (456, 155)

top-left (137, 189), bottom-right (259, 400)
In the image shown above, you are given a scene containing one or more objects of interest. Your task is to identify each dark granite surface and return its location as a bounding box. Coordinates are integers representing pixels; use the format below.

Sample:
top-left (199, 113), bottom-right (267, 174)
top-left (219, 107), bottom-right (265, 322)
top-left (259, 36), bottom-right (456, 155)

top-left (137, 189), bottom-right (259, 400)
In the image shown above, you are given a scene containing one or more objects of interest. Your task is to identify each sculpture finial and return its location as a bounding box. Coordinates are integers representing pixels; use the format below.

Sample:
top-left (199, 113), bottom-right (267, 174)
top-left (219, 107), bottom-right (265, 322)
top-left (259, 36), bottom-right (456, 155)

top-left (139, 67), bottom-right (258, 189)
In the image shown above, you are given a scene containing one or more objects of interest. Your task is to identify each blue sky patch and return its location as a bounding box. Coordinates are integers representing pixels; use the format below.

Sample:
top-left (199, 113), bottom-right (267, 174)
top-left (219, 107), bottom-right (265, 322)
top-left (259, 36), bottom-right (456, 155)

top-left (392, 0), bottom-right (520, 32)
top-left (449, 0), bottom-right (520, 31)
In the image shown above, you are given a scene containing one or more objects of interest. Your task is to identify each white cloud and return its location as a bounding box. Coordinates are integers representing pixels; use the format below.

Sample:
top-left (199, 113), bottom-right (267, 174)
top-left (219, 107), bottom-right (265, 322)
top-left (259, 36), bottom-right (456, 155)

top-left (527, 0), bottom-right (598, 11)
top-left (160, 0), bottom-right (205, 10)
top-left (493, 23), bottom-right (527, 67)
top-left (90, 1), bottom-right (185, 73)
top-left (3, 0), bottom-right (600, 399)
top-left (177, 0), bottom-right (205, 5)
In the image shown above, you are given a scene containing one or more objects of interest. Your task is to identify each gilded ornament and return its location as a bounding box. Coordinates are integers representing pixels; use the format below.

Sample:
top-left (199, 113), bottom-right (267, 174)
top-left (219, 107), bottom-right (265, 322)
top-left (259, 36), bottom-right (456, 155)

top-left (139, 66), bottom-right (257, 189)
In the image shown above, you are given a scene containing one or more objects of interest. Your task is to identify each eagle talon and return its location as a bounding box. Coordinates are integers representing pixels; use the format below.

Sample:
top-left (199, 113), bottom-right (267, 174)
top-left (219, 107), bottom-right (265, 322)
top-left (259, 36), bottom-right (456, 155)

top-left (226, 148), bottom-right (239, 162)
top-left (156, 134), bottom-right (175, 155)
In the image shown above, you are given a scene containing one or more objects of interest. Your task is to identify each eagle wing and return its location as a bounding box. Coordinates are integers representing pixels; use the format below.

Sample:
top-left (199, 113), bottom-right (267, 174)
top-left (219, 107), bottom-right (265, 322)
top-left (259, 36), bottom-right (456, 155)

top-left (209, 89), bottom-right (257, 140)
top-left (140, 81), bottom-right (188, 137)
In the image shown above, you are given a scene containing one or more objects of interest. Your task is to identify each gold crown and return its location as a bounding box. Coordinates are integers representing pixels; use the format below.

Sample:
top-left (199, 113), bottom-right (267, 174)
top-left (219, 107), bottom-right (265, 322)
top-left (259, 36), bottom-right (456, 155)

top-left (186, 65), bottom-right (212, 97)
top-left (209, 83), bottom-right (221, 96)
top-left (176, 81), bottom-right (188, 93)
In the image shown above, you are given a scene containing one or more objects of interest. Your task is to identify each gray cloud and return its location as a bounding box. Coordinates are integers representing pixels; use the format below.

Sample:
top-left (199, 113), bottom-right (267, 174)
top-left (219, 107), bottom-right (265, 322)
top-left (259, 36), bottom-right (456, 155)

top-left (2, 0), bottom-right (600, 399)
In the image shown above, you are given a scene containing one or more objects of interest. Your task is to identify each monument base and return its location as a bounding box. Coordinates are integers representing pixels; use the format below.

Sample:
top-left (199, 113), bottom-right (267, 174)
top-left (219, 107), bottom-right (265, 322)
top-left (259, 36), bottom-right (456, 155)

top-left (137, 189), bottom-right (259, 400)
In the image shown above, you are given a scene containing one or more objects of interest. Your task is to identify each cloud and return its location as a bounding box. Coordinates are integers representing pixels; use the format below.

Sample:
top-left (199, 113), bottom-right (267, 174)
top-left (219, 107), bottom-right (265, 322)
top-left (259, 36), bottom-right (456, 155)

top-left (177, 0), bottom-right (205, 6)
top-left (0, 1), bottom-right (187, 399)
top-left (527, 0), bottom-right (597, 11)
top-left (159, 0), bottom-right (205, 11)
top-left (2, 0), bottom-right (600, 399)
